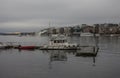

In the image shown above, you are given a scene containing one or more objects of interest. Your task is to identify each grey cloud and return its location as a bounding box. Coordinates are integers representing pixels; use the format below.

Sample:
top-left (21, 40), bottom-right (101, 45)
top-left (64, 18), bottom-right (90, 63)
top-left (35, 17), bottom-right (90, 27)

top-left (0, 0), bottom-right (120, 31)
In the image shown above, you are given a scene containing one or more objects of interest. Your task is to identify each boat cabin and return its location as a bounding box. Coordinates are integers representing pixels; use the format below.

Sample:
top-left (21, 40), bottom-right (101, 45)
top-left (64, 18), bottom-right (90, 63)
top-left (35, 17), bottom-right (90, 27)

top-left (49, 35), bottom-right (68, 46)
top-left (40, 34), bottom-right (80, 50)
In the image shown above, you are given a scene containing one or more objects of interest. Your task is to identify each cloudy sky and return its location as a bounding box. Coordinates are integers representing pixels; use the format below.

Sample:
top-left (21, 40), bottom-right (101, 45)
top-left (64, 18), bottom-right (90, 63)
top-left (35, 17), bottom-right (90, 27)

top-left (0, 0), bottom-right (120, 32)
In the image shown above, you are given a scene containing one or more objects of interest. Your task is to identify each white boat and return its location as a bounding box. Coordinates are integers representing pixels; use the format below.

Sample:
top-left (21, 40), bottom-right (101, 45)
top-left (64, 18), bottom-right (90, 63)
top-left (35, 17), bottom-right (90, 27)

top-left (80, 33), bottom-right (100, 36)
top-left (0, 42), bottom-right (7, 49)
top-left (80, 32), bottom-right (94, 36)
top-left (40, 34), bottom-right (80, 50)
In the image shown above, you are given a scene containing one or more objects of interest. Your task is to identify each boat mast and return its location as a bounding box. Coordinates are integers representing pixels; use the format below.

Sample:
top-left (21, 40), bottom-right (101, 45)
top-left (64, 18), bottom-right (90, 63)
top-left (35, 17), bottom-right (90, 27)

top-left (48, 21), bottom-right (51, 36)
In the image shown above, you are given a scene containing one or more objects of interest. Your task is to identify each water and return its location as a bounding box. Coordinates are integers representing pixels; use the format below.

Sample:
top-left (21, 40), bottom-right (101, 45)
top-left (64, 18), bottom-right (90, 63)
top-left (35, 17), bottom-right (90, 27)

top-left (0, 36), bottom-right (120, 78)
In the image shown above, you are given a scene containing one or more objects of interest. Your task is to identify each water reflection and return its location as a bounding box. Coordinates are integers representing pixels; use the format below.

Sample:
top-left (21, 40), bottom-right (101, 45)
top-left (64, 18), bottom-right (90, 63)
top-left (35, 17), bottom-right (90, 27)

top-left (41, 50), bottom-right (97, 69)
top-left (48, 50), bottom-right (67, 69)
top-left (50, 50), bottom-right (67, 61)
top-left (18, 49), bottom-right (35, 52)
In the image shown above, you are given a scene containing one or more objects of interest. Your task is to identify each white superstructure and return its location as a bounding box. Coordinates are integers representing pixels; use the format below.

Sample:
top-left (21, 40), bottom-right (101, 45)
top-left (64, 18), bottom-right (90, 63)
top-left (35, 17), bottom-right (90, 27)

top-left (49, 34), bottom-right (77, 47)
top-left (41, 34), bottom-right (79, 50)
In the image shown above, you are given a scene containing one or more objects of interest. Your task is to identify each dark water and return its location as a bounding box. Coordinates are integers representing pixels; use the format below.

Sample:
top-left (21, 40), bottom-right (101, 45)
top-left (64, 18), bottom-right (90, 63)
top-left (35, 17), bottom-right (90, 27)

top-left (0, 36), bottom-right (120, 78)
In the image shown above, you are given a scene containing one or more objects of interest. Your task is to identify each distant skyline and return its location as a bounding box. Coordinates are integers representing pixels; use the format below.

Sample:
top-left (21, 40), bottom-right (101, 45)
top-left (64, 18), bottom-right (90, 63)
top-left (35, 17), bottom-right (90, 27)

top-left (0, 0), bottom-right (120, 32)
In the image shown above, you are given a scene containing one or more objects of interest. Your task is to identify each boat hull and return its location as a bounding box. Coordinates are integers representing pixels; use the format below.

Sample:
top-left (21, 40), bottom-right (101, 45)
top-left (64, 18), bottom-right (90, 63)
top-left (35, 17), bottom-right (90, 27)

top-left (19, 46), bottom-right (36, 50)
top-left (39, 46), bottom-right (81, 50)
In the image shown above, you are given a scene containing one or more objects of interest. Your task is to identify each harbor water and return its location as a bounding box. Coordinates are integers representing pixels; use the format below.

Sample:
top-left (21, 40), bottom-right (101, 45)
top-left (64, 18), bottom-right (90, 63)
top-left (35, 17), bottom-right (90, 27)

top-left (0, 36), bottom-right (120, 78)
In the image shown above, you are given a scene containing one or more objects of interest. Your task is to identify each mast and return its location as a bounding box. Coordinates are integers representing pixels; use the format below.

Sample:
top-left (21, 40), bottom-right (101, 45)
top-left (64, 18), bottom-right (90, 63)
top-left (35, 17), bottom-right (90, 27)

top-left (48, 21), bottom-right (51, 36)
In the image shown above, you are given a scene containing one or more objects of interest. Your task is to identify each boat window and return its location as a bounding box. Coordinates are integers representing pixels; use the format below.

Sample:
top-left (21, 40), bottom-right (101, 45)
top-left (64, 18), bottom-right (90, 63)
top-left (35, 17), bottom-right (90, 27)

top-left (58, 40), bottom-right (60, 43)
top-left (64, 40), bottom-right (67, 42)
top-left (73, 45), bottom-right (75, 47)
top-left (77, 44), bottom-right (79, 47)
top-left (54, 40), bottom-right (56, 43)
top-left (60, 40), bottom-right (63, 43)
top-left (57, 40), bottom-right (59, 43)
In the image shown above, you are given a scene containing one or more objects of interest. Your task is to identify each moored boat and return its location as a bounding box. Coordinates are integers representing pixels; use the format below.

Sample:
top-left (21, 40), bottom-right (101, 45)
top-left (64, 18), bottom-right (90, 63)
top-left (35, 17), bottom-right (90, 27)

top-left (80, 32), bottom-right (94, 36)
top-left (39, 34), bottom-right (80, 50)
top-left (18, 46), bottom-right (36, 50)
top-left (0, 42), bottom-right (8, 49)
top-left (0, 44), bottom-right (5, 49)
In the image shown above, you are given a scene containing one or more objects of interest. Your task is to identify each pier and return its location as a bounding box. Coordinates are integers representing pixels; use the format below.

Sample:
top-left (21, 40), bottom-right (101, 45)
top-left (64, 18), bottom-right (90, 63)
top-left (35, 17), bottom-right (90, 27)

top-left (76, 46), bottom-right (99, 57)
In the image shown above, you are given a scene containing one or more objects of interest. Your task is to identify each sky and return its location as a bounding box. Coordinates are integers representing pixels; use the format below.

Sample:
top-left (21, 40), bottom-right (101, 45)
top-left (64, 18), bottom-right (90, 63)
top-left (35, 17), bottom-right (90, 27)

top-left (0, 0), bottom-right (120, 32)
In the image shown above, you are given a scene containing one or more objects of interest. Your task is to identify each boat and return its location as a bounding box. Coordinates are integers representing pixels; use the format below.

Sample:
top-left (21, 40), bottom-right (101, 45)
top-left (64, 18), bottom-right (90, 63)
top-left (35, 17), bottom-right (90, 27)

top-left (80, 32), bottom-right (100, 37)
top-left (75, 46), bottom-right (99, 57)
top-left (0, 44), bottom-right (5, 49)
top-left (80, 32), bottom-right (94, 36)
top-left (39, 34), bottom-right (80, 50)
top-left (18, 45), bottom-right (36, 50)
top-left (0, 42), bottom-right (8, 49)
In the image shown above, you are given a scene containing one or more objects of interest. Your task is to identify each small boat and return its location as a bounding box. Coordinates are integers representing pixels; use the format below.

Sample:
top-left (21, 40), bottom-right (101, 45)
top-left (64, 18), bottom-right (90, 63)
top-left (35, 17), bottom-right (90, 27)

top-left (80, 32), bottom-right (94, 36)
top-left (75, 46), bottom-right (99, 57)
top-left (0, 42), bottom-right (7, 49)
top-left (39, 34), bottom-right (80, 50)
top-left (80, 33), bottom-right (100, 37)
top-left (18, 46), bottom-right (36, 50)
top-left (0, 44), bottom-right (5, 49)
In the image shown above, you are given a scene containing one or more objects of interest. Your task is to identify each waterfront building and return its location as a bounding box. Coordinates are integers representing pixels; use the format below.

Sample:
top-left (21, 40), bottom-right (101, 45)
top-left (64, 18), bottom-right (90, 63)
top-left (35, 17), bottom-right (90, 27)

top-left (81, 26), bottom-right (94, 33)
top-left (64, 27), bottom-right (73, 36)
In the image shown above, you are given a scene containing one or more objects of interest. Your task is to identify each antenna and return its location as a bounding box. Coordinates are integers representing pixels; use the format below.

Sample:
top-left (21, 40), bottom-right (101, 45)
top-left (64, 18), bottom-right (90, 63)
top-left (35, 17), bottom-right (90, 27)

top-left (48, 21), bottom-right (51, 36)
top-left (49, 21), bottom-right (51, 28)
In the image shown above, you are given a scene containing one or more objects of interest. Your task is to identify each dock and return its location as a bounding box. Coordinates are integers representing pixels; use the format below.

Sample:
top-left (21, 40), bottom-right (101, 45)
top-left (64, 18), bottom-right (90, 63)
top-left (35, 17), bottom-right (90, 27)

top-left (76, 46), bottom-right (99, 57)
